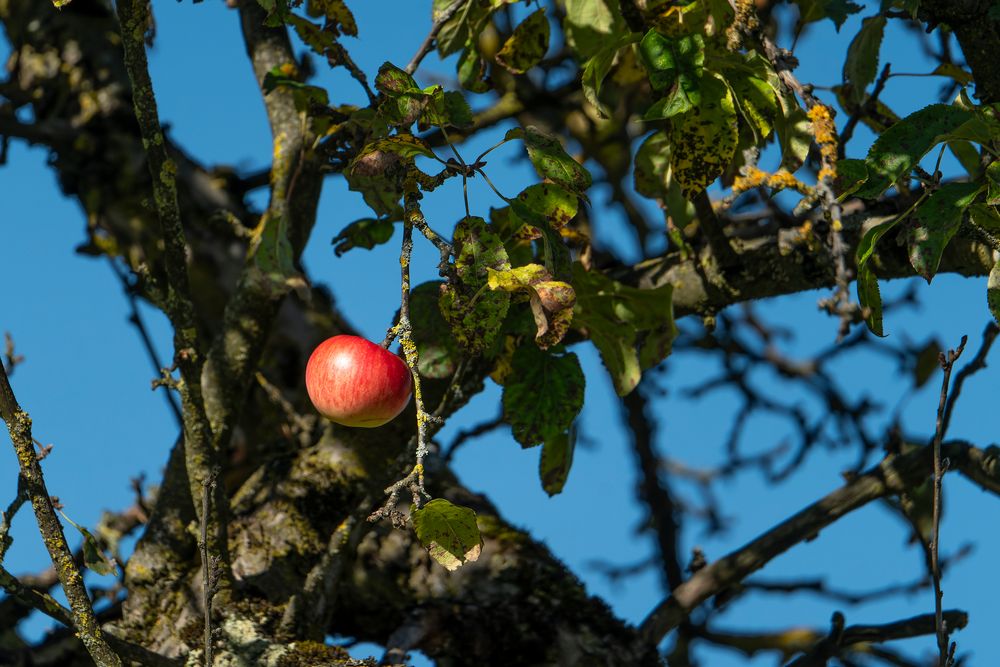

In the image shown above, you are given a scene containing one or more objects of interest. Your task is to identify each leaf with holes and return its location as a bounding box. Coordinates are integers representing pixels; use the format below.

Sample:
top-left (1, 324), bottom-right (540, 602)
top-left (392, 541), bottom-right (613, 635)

top-left (411, 499), bottom-right (482, 571)
top-left (502, 344), bottom-right (584, 447)
top-left (905, 182), bottom-right (983, 282)
top-left (495, 8), bottom-right (550, 75)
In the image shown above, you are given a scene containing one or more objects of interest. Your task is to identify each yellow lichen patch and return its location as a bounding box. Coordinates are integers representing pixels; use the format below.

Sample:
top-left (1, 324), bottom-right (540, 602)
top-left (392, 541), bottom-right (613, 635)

top-left (732, 166), bottom-right (768, 194)
top-left (807, 104), bottom-right (839, 165)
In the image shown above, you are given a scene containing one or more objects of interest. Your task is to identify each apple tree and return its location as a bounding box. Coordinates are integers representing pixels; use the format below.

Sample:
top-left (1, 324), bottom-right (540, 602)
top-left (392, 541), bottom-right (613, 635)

top-left (1, 0), bottom-right (1000, 665)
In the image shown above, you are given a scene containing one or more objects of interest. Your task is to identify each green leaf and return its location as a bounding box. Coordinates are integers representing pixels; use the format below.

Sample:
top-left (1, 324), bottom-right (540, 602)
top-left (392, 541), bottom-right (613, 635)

top-left (842, 16), bottom-right (886, 102)
top-left (305, 0), bottom-right (357, 36)
top-left (969, 203), bottom-right (1000, 231)
top-left (410, 281), bottom-right (461, 379)
top-left (581, 34), bottom-right (639, 117)
top-left (59, 511), bottom-right (117, 577)
top-left (633, 131), bottom-right (696, 228)
top-left (572, 263), bottom-right (677, 396)
top-left (420, 87), bottom-right (474, 129)
top-left (411, 498), bottom-right (482, 571)
top-left (262, 68), bottom-right (329, 112)
top-left (835, 158), bottom-right (869, 199)
top-left (249, 215), bottom-right (306, 297)
top-left (353, 135), bottom-right (436, 162)
top-left (725, 68), bottom-right (778, 143)
top-left (495, 8), bottom-right (550, 75)
top-left (667, 74), bottom-right (738, 198)
top-left (487, 264), bottom-right (576, 349)
top-left (331, 218), bottom-right (395, 256)
top-left (986, 161), bottom-right (1000, 205)
top-left (761, 58), bottom-right (812, 172)
top-left (949, 141), bottom-right (983, 178)
top-left (505, 126), bottom-right (593, 195)
top-left (436, 0), bottom-right (493, 57)
top-left (539, 430), bottom-right (575, 496)
top-left (932, 63), bottom-right (974, 86)
top-left (854, 217), bottom-right (899, 337)
top-left (457, 46), bottom-right (491, 93)
top-left (856, 263), bottom-right (884, 337)
top-left (439, 217), bottom-right (512, 354)
top-left (638, 31), bottom-right (704, 95)
top-left (563, 0), bottom-right (626, 60)
top-left (990, 260), bottom-right (1000, 326)
top-left (905, 182), bottom-right (984, 282)
top-left (509, 183), bottom-right (579, 231)
top-left (791, 0), bottom-right (863, 30)
top-left (854, 104), bottom-right (975, 199)
top-left (502, 344), bottom-right (584, 447)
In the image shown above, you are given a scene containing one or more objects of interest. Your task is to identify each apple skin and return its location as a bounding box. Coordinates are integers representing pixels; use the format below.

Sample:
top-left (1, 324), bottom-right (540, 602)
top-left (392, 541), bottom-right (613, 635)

top-left (305, 335), bottom-right (413, 428)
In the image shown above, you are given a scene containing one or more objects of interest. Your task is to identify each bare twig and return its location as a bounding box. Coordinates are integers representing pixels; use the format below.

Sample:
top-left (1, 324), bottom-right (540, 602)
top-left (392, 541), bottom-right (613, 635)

top-left (200, 467), bottom-right (221, 666)
top-left (784, 610), bottom-right (968, 666)
top-left (406, 0), bottom-right (464, 75)
top-left (0, 365), bottom-right (120, 665)
top-left (941, 323), bottom-right (998, 435)
top-left (930, 336), bottom-right (967, 665)
top-left (3, 331), bottom-right (24, 375)
top-left (109, 260), bottom-right (183, 427)
top-left (442, 412), bottom-right (505, 463)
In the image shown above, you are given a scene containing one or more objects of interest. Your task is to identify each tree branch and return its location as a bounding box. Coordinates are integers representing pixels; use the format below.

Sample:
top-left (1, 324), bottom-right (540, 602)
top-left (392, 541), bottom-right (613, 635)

top-left (638, 439), bottom-right (1000, 646)
top-left (0, 366), bottom-right (121, 666)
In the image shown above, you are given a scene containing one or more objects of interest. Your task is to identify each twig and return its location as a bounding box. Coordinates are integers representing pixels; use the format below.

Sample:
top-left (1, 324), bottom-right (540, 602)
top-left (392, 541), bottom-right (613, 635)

top-left (0, 479), bottom-right (27, 563)
top-left (930, 336), bottom-right (966, 665)
top-left (116, 0), bottom-right (232, 592)
top-left (0, 364), bottom-right (121, 665)
top-left (941, 323), bottom-right (998, 435)
top-left (637, 439), bottom-right (996, 646)
top-left (3, 331), bottom-right (24, 375)
top-left (200, 467), bottom-right (221, 666)
top-left (0, 564), bottom-right (181, 667)
top-left (784, 610), bottom-right (968, 666)
top-left (109, 259), bottom-right (183, 427)
top-left (406, 0), bottom-right (464, 75)
top-left (442, 412), bottom-right (504, 463)
top-left (369, 182), bottom-right (437, 525)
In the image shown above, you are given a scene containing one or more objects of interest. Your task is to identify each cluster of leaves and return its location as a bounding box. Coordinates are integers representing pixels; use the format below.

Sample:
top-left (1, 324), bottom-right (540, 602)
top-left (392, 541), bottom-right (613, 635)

top-left (844, 95), bottom-right (1000, 335)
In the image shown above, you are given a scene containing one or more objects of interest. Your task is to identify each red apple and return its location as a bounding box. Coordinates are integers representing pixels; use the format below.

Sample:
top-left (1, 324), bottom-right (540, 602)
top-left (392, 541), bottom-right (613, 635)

top-left (305, 335), bottom-right (413, 428)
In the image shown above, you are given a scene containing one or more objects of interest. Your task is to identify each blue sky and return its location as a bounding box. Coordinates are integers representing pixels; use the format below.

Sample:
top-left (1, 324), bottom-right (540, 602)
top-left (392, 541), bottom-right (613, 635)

top-left (2, 2), bottom-right (997, 665)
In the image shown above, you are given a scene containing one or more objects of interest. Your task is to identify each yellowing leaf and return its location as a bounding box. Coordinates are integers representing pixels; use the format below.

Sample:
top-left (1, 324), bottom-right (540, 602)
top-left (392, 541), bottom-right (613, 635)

top-left (495, 8), bottom-right (550, 74)
top-left (488, 264), bottom-right (575, 349)
top-left (411, 499), bottom-right (483, 571)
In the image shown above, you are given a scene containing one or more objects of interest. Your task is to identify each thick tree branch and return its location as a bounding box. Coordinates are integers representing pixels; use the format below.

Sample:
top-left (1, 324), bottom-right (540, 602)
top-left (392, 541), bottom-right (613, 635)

top-left (115, 0), bottom-right (232, 595)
